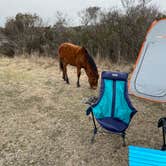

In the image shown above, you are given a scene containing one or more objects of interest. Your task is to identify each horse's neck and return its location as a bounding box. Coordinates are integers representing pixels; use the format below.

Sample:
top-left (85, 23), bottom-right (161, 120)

top-left (83, 57), bottom-right (97, 76)
top-left (84, 64), bottom-right (93, 77)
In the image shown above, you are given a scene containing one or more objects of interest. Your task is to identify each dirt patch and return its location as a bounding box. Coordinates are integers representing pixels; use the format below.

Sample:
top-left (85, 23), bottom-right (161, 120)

top-left (0, 57), bottom-right (165, 166)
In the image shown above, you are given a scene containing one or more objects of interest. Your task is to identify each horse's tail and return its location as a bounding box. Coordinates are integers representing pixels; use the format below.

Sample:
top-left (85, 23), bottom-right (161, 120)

top-left (58, 45), bottom-right (63, 71)
top-left (59, 58), bottom-right (63, 71)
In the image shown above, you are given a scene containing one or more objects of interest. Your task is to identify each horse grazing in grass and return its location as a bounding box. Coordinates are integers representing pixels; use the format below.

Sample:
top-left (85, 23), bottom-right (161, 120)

top-left (58, 43), bottom-right (99, 89)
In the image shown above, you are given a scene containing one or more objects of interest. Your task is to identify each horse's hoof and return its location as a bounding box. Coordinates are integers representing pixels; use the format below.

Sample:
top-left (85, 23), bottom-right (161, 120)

top-left (66, 79), bottom-right (69, 84)
top-left (77, 85), bottom-right (80, 88)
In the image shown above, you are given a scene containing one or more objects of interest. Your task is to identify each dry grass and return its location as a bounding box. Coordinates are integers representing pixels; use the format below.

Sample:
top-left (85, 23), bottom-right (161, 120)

top-left (0, 56), bottom-right (165, 166)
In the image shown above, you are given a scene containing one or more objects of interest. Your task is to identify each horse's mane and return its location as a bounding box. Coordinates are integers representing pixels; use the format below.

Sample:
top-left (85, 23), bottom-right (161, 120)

top-left (82, 47), bottom-right (98, 73)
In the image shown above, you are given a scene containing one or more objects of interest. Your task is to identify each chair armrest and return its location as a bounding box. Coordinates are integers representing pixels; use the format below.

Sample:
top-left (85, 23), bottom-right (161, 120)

top-left (84, 96), bottom-right (98, 105)
top-left (86, 107), bottom-right (92, 116)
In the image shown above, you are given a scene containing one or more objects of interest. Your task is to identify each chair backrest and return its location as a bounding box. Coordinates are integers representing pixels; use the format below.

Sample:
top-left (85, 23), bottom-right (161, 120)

top-left (129, 146), bottom-right (166, 166)
top-left (92, 71), bottom-right (137, 125)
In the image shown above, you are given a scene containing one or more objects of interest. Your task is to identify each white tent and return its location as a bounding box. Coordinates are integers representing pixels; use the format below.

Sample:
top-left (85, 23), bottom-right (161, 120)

top-left (129, 19), bottom-right (166, 102)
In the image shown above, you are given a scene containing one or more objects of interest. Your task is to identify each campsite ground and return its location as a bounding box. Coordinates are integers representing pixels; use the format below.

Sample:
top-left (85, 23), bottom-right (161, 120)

top-left (0, 56), bottom-right (165, 166)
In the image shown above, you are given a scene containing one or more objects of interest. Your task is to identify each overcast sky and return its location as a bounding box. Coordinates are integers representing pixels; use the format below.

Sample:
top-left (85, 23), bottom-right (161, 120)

top-left (0, 0), bottom-right (166, 27)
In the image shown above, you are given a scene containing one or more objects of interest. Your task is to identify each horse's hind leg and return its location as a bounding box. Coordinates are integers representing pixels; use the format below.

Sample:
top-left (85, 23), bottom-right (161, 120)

top-left (77, 67), bottom-right (81, 87)
top-left (62, 71), bottom-right (65, 81)
top-left (59, 58), bottom-right (65, 81)
top-left (63, 64), bottom-right (69, 84)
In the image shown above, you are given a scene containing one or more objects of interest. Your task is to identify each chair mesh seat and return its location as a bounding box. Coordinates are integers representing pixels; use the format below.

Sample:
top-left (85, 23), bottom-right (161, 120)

top-left (97, 117), bottom-right (128, 133)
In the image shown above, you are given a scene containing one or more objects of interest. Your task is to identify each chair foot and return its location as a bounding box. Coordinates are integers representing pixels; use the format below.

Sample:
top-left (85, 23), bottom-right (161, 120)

top-left (122, 132), bottom-right (126, 146)
top-left (91, 128), bottom-right (97, 144)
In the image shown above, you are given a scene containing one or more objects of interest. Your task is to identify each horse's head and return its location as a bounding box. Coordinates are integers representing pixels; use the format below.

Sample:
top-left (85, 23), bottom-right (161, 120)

top-left (88, 72), bottom-right (99, 90)
top-left (82, 46), bottom-right (99, 89)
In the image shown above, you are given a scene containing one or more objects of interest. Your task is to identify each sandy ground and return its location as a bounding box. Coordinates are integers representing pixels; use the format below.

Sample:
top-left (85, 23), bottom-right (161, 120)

top-left (0, 56), bottom-right (165, 166)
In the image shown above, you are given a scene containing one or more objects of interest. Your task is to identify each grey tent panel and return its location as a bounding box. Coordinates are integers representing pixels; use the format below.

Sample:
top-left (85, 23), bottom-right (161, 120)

top-left (129, 19), bottom-right (166, 102)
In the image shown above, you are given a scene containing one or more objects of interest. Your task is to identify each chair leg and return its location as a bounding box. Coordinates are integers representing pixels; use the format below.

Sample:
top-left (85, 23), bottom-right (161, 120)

top-left (121, 132), bottom-right (126, 146)
top-left (90, 111), bottom-right (98, 143)
top-left (161, 127), bottom-right (166, 151)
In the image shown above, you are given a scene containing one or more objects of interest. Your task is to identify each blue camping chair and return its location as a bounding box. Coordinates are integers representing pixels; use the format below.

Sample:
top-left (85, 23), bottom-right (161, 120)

top-left (86, 71), bottom-right (137, 145)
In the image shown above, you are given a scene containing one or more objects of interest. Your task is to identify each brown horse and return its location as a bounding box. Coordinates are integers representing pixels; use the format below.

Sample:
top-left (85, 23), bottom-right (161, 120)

top-left (58, 43), bottom-right (99, 89)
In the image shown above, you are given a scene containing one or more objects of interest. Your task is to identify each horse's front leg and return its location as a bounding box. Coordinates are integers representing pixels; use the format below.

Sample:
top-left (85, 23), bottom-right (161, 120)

top-left (77, 67), bottom-right (81, 87)
top-left (62, 71), bottom-right (65, 81)
top-left (64, 64), bottom-right (69, 84)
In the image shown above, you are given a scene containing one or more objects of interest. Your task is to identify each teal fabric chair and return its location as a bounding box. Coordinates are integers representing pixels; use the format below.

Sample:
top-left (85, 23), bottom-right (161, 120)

top-left (86, 71), bottom-right (137, 145)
